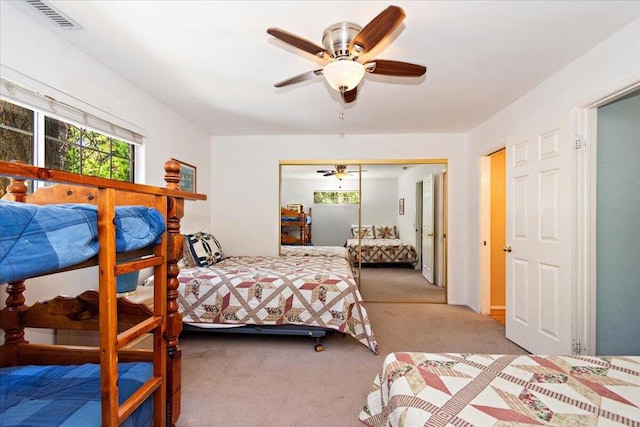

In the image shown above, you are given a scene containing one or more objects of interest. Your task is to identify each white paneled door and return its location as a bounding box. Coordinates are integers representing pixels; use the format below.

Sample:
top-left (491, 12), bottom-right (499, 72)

top-left (505, 126), bottom-right (572, 354)
top-left (422, 174), bottom-right (434, 283)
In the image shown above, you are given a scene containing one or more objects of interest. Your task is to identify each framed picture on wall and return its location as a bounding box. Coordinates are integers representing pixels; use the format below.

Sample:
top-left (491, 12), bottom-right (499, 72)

top-left (171, 158), bottom-right (197, 192)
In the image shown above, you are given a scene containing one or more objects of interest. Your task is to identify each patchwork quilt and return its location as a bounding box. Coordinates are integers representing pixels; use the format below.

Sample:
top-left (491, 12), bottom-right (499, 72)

top-left (346, 238), bottom-right (418, 267)
top-left (281, 245), bottom-right (352, 263)
top-left (359, 352), bottom-right (640, 426)
top-left (171, 255), bottom-right (378, 353)
top-left (0, 201), bottom-right (165, 284)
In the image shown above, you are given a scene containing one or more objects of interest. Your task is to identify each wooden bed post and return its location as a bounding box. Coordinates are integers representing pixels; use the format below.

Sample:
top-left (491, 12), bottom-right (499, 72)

top-left (164, 159), bottom-right (184, 427)
top-left (0, 175), bottom-right (29, 367)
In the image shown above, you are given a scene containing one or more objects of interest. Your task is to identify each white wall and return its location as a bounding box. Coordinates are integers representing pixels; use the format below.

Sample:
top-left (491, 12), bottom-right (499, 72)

top-left (466, 18), bottom-right (640, 312)
top-left (360, 178), bottom-right (397, 226)
top-left (211, 134), bottom-right (469, 304)
top-left (0, 5), bottom-right (211, 339)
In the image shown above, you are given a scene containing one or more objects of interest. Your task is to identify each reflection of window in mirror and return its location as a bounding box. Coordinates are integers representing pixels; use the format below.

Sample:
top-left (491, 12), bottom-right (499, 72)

top-left (280, 161), bottom-right (447, 304)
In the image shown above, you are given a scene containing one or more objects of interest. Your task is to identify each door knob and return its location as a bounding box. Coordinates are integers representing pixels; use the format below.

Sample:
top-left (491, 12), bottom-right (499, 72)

top-left (502, 245), bottom-right (512, 253)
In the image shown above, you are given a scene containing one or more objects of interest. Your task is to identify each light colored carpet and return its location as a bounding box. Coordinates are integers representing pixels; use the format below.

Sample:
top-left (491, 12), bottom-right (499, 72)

top-left (359, 265), bottom-right (445, 303)
top-left (177, 303), bottom-right (527, 426)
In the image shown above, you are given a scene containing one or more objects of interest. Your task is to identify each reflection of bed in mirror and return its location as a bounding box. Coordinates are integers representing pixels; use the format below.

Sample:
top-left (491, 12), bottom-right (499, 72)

top-left (281, 245), bottom-right (352, 263)
top-left (346, 225), bottom-right (418, 267)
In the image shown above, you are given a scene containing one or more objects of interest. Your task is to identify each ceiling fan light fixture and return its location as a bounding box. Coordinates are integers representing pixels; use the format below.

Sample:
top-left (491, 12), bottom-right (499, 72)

top-left (323, 60), bottom-right (365, 91)
top-left (334, 171), bottom-right (348, 180)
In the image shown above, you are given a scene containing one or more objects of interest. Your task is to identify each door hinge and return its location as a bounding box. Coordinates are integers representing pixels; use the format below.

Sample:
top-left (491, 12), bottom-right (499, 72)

top-left (572, 339), bottom-right (583, 355)
top-left (574, 134), bottom-right (585, 149)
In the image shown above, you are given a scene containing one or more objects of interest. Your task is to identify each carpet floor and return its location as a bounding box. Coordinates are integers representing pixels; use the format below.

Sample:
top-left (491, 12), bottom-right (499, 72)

top-left (359, 265), bottom-right (446, 303)
top-left (176, 303), bottom-right (528, 426)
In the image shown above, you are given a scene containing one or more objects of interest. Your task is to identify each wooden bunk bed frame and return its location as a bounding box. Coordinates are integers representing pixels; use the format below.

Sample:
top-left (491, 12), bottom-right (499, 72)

top-left (0, 159), bottom-right (206, 426)
top-left (280, 206), bottom-right (312, 245)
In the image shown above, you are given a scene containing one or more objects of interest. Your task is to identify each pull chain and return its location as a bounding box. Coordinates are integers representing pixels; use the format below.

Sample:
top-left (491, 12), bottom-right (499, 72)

top-left (339, 87), bottom-right (345, 120)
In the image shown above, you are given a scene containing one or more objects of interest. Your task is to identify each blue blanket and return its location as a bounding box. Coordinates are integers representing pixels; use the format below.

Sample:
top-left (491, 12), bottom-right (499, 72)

top-left (0, 362), bottom-right (153, 426)
top-left (0, 201), bottom-right (165, 284)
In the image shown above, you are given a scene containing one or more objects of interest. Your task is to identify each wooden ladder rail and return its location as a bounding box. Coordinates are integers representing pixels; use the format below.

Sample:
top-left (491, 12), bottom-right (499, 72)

top-left (99, 189), bottom-right (169, 427)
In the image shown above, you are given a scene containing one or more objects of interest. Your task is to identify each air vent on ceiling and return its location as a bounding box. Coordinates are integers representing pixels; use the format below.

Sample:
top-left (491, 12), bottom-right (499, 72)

top-left (23, 0), bottom-right (82, 30)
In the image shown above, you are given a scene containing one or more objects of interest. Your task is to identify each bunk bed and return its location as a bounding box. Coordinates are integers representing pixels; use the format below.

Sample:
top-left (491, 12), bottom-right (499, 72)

top-left (0, 160), bottom-right (206, 427)
top-left (346, 225), bottom-right (418, 267)
top-left (280, 206), bottom-right (312, 245)
top-left (359, 352), bottom-right (640, 426)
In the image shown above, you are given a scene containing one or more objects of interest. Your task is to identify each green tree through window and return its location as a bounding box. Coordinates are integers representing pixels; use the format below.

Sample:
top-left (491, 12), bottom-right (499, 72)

top-left (313, 191), bottom-right (360, 204)
top-left (0, 99), bottom-right (134, 198)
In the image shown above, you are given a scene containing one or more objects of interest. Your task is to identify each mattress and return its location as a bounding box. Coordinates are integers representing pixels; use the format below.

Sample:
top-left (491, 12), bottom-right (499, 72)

top-left (0, 362), bottom-right (153, 427)
top-left (0, 201), bottom-right (165, 284)
top-left (166, 255), bottom-right (378, 353)
top-left (359, 352), bottom-right (640, 426)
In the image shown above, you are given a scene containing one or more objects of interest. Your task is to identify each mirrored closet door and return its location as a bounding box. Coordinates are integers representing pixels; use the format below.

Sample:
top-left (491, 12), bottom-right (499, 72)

top-left (280, 160), bottom-right (447, 303)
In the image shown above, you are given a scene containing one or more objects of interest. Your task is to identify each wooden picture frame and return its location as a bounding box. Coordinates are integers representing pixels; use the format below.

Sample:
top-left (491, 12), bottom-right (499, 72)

top-left (287, 203), bottom-right (303, 213)
top-left (171, 158), bottom-right (197, 192)
top-left (399, 198), bottom-right (405, 215)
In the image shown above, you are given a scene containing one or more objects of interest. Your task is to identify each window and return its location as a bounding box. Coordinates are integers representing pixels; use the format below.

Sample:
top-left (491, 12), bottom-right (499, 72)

top-left (1, 98), bottom-right (135, 198)
top-left (313, 190), bottom-right (360, 204)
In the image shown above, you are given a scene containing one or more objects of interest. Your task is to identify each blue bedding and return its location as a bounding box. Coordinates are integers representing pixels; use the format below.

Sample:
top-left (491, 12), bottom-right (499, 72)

top-left (0, 362), bottom-right (153, 426)
top-left (0, 201), bottom-right (165, 285)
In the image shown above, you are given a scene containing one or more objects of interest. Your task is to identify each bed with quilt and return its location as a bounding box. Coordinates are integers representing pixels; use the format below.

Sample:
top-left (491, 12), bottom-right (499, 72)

top-left (0, 159), bottom-right (206, 427)
top-left (346, 225), bottom-right (418, 267)
top-left (148, 236), bottom-right (378, 353)
top-left (280, 245), bottom-right (352, 263)
top-left (359, 352), bottom-right (640, 426)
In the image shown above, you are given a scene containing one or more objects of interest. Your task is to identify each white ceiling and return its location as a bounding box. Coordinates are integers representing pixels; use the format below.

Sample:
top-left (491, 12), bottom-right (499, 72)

top-left (15, 1), bottom-right (640, 136)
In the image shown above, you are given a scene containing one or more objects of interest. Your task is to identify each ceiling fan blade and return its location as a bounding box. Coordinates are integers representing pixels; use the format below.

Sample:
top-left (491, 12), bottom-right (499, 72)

top-left (317, 169), bottom-right (333, 173)
top-left (364, 60), bottom-right (426, 77)
top-left (323, 172), bottom-right (336, 176)
top-left (341, 87), bottom-right (358, 104)
top-left (274, 69), bottom-right (323, 87)
top-left (267, 28), bottom-right (331, 60)
top-left (349, 6), bottom-right (406, 54)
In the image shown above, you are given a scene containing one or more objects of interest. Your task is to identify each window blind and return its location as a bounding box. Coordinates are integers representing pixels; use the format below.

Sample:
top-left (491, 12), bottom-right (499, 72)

top-left (0, 77), bottom-right (144, 145)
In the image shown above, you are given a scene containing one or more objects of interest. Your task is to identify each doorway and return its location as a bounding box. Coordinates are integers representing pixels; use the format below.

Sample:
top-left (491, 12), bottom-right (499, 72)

top-left (480, 148), bottom-right (507, 322)
top-left (489, 149), bottom-right (506, 324)
top-left (594, 89), bottom-right (640, 355)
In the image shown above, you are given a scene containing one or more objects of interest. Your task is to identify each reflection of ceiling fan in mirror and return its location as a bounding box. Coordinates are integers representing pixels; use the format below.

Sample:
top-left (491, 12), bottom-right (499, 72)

top-left (267, 5), bottom-right (427, 104)
top-left (317, 165), bottom-right (366, 188)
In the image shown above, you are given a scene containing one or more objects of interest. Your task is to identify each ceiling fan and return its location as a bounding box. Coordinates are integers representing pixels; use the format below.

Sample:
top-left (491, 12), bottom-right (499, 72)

top-left (317, 165), bottom-right (366, 179)
top-left (267, 5), bottom-right (426, 104)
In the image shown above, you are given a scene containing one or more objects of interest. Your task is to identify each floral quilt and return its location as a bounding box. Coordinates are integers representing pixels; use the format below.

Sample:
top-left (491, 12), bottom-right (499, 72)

top-left (174, 255), bottom-right (377, 353)
top-left (359, 352), bottom-right (640, 426)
